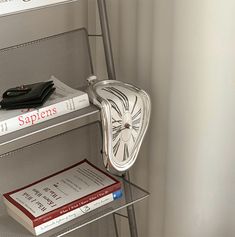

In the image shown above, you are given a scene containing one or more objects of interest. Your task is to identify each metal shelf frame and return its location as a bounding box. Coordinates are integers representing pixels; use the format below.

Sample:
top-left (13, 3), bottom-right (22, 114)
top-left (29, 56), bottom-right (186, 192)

top-left (97, 1), bottom-right (139, 236)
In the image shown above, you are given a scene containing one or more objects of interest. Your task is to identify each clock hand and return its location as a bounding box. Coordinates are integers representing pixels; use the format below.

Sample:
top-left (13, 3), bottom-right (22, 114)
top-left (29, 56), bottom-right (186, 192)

top-left (117, 123), bottom-right (132, 132)
top-left (113, 125), bottom-right (122, 132)
top-left (113, 123), bottom-right (132, 141)
top-left (112, 124), bottom-right (130, 139)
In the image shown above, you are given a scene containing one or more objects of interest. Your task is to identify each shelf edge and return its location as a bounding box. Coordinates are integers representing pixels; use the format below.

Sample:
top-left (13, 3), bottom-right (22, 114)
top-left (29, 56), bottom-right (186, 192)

top-left (0, 107), bottom-right (100, 157)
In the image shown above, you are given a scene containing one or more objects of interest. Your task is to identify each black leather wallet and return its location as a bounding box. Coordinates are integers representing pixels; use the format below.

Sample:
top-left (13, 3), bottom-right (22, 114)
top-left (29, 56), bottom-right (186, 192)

top-left (0, 81), bottom-right (55, 109)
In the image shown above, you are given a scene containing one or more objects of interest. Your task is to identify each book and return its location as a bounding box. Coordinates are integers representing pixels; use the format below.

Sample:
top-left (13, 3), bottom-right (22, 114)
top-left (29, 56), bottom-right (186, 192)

top-left (6, 189), bottom-right (123, 235)
top-left (3, 159), bottom-right (122, 235)
top-left (0, 0), bottom-right (73, 17)
top-left (0, 76), bottom-right (90, 137)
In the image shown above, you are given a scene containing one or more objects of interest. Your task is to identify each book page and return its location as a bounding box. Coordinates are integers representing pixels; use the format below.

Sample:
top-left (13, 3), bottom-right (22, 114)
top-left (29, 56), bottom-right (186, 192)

top-left (9, 162), bottom-right (116, 218)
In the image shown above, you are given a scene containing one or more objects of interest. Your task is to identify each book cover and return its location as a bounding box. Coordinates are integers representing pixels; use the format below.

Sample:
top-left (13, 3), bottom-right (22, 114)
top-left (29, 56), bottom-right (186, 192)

top-left (0, 76), bottom-right (90, 137)
top-left (3, 159), bottom-right (122, 234)
top-left (0, 0), bottom-right (74, 17)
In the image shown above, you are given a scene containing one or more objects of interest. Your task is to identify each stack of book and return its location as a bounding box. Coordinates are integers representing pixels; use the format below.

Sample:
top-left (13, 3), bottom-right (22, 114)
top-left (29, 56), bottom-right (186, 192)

top-left (0, 76), bottom-right (90, 137)
top-left (3, 159), bottom-right (123, 235)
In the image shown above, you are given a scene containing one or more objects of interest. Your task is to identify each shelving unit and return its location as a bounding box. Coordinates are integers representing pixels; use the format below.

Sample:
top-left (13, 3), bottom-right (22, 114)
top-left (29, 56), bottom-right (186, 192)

top-left (0, 177), bottom-right (149, 237)
top-left (0, 1), bottom-right (149, 236)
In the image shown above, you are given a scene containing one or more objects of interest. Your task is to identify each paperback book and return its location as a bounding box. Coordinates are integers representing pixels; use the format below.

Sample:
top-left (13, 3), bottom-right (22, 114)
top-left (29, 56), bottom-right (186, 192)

top-left (3, 159), bottom-right (122, 235)
top-left (0, 76), bottom-right (90, 137)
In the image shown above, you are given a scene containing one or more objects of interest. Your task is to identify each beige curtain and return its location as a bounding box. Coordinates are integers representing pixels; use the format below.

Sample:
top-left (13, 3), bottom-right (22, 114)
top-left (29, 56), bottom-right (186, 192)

top-left (93, 0), bottom-right (235, 237)
top-left (91, 0), bottom-right (171, 236)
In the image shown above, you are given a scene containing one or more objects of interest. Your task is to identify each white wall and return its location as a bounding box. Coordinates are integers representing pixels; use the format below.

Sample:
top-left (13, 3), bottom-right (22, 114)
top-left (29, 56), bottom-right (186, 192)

top-left (103, 0), bottom-right (171, 236)
top-left (165, 1), bottom-right (235, 237)
top-left (104, 0), bottom-right (235, 237)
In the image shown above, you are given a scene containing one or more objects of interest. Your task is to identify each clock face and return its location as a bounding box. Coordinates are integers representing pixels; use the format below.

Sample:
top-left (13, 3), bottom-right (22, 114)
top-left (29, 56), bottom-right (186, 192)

top-left (87, 78), bottom-right (151, 173)
top-left (96, 84), bottom-right (144, 166)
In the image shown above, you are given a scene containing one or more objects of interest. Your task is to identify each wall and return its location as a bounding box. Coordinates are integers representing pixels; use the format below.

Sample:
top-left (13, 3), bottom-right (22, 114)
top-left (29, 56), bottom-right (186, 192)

top-left (165, 1), bottom-right (235, 237)
top-left (104, 0), bottom-right (235, 237)
top-left (103, 0), bottom-right (171, 236)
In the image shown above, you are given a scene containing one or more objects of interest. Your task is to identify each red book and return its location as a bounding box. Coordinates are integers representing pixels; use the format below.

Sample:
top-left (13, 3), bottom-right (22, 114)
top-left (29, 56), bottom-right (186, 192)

top-left (3, 159), bottom-right (121, 235)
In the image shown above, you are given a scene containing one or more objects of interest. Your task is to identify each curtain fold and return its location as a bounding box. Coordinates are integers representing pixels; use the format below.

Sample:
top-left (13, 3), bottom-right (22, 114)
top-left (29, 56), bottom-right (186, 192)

top-left (92, 0), bottom-right (235, 236)
top-left (105, 1), bottom-right (172, 236)
top-left (165, 1), bottom-right (235, 237)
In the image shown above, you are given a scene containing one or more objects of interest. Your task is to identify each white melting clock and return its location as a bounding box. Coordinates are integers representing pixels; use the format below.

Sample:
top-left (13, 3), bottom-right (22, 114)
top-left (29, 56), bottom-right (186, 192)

top-left (87, 76), bottom-right (151, 173)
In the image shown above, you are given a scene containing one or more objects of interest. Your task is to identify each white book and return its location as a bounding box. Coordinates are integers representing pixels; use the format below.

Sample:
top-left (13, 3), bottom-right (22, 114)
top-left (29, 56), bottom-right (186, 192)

top-left (6, 190), bottom-right (123, 235)
top-left (0, 76), bottom-right (90, 137)
top-left (0, 0), bottom-right (75, 17)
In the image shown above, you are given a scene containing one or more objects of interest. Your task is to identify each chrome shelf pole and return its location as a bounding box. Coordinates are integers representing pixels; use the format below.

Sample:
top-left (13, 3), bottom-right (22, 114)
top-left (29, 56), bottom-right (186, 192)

top-left (97, 1), bottom-right (138, 236)
top-left (97, 0), bottom-right (116, 80)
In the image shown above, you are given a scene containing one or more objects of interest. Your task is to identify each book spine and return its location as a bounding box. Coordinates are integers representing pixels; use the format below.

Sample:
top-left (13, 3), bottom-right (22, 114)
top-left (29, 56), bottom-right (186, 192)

top-left (33, 181), bottom-right (121, 227)
top-left (34, 190), bottom-right (123, 235)
top-left (0, 93), bottom-right (89, 137)
top-left (0, 0), bottom-right (72, 16)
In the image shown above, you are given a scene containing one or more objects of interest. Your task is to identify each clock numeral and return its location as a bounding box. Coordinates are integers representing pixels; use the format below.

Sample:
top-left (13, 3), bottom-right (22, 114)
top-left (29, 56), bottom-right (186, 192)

top-left (103, 87), bottom-right (129, 111)
top-left (132, 108), bottom-right (141, 134)
top-left (110, 87), bottom-right (129, 111)
top-left (131, 96), bottom-right (138, 114)
top-left (132, 108), bottom-right (141, 121)
top-left (131, 134), bottom-right (136, 143)
top-left (132, 117), bottom-right (141, 126)
top-left (132, 125), bottom-right (140, 133)
top-left (108, 99), bottom-right (122, 118)
top-left (113, 129), bottom-right (121, 141)
top-left (123, 144), bottom-right (129, 161)
top-left (113, 138), bottom-right (121, 156)
top-left (112, 118), bottom-right (122, 124)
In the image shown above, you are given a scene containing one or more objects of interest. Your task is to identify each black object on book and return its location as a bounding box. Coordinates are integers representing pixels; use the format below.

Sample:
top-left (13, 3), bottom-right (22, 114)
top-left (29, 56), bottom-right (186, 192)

top-left (0, 81), bottom-right (55, 109)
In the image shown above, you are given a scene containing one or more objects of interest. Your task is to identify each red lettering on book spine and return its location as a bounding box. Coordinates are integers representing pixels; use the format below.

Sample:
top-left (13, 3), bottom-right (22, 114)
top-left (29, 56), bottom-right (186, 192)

top-left (18, 107), bottom-right (57, 127)
top-left (18, 116), bottom-right (24, 126)
top-left (30, 114), bottom-right (37, 125)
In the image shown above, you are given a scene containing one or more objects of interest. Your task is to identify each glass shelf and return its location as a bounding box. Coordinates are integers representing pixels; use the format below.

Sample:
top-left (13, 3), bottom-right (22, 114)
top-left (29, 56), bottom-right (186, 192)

top-left (0, 105), bottom-right (100, 157)
top-left (0, 177), bottom-right (149, 237)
